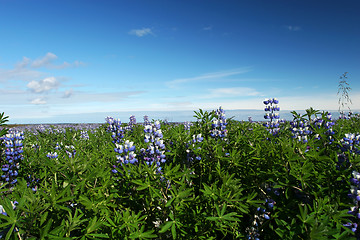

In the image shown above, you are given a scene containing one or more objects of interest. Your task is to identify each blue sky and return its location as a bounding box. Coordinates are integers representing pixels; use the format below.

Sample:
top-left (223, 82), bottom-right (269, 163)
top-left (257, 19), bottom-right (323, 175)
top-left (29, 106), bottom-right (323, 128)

top-left (0, 0), bottom-right (359, 123)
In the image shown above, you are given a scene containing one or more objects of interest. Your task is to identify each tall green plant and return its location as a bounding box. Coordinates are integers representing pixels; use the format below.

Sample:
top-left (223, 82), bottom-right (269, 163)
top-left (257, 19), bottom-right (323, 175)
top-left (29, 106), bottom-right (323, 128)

top-left (337, 72), bottom-right (352, 116)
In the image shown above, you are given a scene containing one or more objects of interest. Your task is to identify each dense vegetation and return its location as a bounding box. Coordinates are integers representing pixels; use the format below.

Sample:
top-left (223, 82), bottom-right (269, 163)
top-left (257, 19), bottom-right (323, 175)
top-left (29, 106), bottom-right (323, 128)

top-left (0, 102), bottom-right (360, 239)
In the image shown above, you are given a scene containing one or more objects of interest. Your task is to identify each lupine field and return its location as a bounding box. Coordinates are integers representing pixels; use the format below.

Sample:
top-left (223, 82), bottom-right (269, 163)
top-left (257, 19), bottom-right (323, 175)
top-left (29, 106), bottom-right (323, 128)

top-left (1, 99), bottom-right (360, 239)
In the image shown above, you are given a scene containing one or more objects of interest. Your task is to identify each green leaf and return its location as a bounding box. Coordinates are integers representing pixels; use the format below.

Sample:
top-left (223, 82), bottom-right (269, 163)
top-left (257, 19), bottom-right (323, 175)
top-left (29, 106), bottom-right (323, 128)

top-left (5, 224), bottom-right (15, 240)
top-left (206, 216), bottom-right (219, 221)
top-left (88, 233), bottom-right (109, 238)
top-left (222, 212), bottom-right (239, 221)
top-left (171, 223), bottom-right (177, 239)
top-left (104, 215), bottom-right (116, 227)
top-left (86, 216), bottom-right (103, 234)
top-left (40, 211), bottom-right (49, 226)
top-left (159, 221), bottom-right (173, 233)
top-left (165, 197), bottom-right (175, 208)
top-left (40, 219), bottom-right (53, 239)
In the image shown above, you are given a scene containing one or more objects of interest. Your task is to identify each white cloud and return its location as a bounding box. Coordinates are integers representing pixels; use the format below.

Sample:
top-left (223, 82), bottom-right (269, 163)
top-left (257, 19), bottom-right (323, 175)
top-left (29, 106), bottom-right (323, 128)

top-left (30, 52), bottom-right (85, 69)
top-left (31, 52), bottom-right (58, 68)
top-left (63, 90), bottom-right (145, 103)
top-left (203, 87), bottom-right (261, 99)
top-left (62, 89), bottom-right (73, 98)
top-left (166, 68), bottom-right (252, 88)
top-left (286, 25), bottom-right (301, 31)
top-left (166, 101), bottom-right (193, 108)
top-left (203, 26), bottom-right (212, 31)
top-left (27, 77), bottom-right (60, 93)
top-left (15, 57), bottom-right (31, 69)
top-left (128, 28), bottom-right (154, 37)
top-left (0, 67), bottom-right (44, 82)
top-left (51, 60), bottom-right (85, 69)
top-left (0, 53), bottom-right (84, 83)
top-left (30, 97), bottom-right (47, 105)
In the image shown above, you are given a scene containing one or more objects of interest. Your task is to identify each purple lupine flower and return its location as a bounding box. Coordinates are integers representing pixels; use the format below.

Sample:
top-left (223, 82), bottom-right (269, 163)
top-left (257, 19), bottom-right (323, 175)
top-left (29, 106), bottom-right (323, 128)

top-left (210, 107), bottom-right (227, 139)
top-left (26, 174), bottom-right (40, 192)
top-left (129, 115), bottom-right (136, 126)
top-left (344, 222), bottom-right (358, 232)
top-left (114, 140), bottom-right (138, 166)
top-left (126, 115), bottom-right (137, 131)
top-left (184, 121), bottom-right (192, 131)
top-left (340, 133), bottom-right (360, 154)
top-left (1, 129), bottom-right (24, 187)
top-left (339, 111), bottom-right (354, 120)
top-left (263, 98), bottom-right (281, 135)
top-left (143, 115), bottom-right (151, 126)
top-left (106, 117), bottom-right (124, 144)
top-left (55, 142), bottom-right (62, 150)
top-left (345, 170), bottom-right (360, 234)
top-left (290, 120), bottom-right (312, 143)
top-left (139, 120), bottom-right (166, 173)
top-left (80, 130), bottom-right (89, 140)
top-left (46, 152), bottom-right (58, 159)
top-left (186, 134), bottom-right (204, 163)
top-left (65, 145), bottom-right (76, 158)
top-left (246, 195), bottom-right (275, 239)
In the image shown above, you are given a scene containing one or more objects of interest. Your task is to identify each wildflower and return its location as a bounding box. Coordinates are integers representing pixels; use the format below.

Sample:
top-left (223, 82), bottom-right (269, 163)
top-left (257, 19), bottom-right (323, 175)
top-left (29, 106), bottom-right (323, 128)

top-left (210, 107), bottom-right (227, 139)
top-left (184, 121), bottom-right (192, 131)
top-left (246, 186), bottom-right (276, 240)
top-left (340, 133), bottom-right (360, 154)
top-left (0, 130), bottom-right (24, 187)
top-left (65, 145), bottom-right (76, 158)
top-left (46, 152), bottom-right (58, 159)
top-left (106, 117), bottom-right (124, 144)
top-left (186, 134), bottom-right (203, 163)
top-left (263, 98), bottom-right (281, 135)
top-left (346, 170), bottom-right (360, 234)
top-left (126, 115), bottom-right (137, 131)
top-left (143, 115), bottom-right (151, 126)
top-left (290, 120), bottom-right (312, 143)
top-left (26, 174), bottom-right (40, 192)
top-left (55, 142), bottom-right (62, 150)
top-left (139, 120), bottom-right (166, 173)
top-left (80, 130), bottom-right (89, 140)
top-left (115, 140), bottom-right (138, 165)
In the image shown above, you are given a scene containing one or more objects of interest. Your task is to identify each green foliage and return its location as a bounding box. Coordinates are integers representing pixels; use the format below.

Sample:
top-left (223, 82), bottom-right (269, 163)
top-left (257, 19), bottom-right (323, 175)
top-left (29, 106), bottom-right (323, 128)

top-left (0, 112), bottom-right (9, 138)
top-left (0, 109), bottom-right (360, 239)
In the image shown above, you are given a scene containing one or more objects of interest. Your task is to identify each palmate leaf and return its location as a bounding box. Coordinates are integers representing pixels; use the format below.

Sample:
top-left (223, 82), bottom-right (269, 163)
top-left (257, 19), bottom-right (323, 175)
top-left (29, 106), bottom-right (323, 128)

top-left (0, 198), bottom-right (23, 239)
top-left (221, 212), bottom-right (239, 222)
top-left (206, 204), bottom-right (240, 222)
top-left (0, 214), bottom-right (12, 229)
top-left (85, 216), bottom-right (105, 235)
top-left (0, 112), bottom-right (9, 137)
top-left (0, 196), bottom-right (28, 239)
top-left (201, 183), bottom-right (218, 200)
top-left (0, 128), bottom-right (8, 137)
top-left (158, 212), bottom-right (185, 239)
top-left (132, 179), bottom-right (150, 191)
top-left (129, 225), bottom-right (157, 239)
